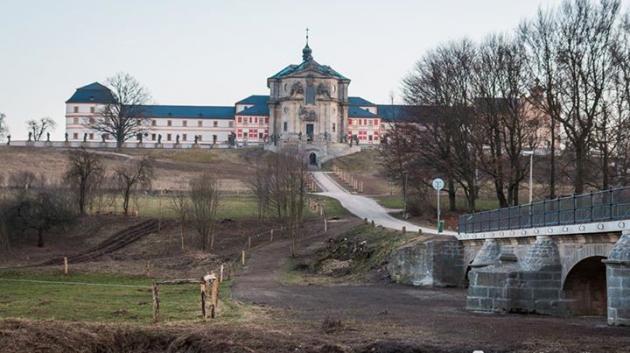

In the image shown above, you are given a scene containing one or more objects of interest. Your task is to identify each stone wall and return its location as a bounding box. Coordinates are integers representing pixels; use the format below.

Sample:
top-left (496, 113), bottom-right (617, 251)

top-left (387, 237), bottom-right (464, 287)
top-left (605, 232), bottom-right (630, 325)
top-left (466, 236), bottom-right (565, 315)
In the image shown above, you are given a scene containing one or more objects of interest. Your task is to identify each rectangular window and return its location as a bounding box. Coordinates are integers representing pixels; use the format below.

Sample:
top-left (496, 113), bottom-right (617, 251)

top-left (213, 135), bottom-right (217, 143)
top-left (89, 133), bottom-right (94, 140)
top-left (73, 117), bottom-right (79, 124)
top-left (73, 133), bottom-right (78, 140)
top-left (152, 134), bottom-right (156, 141)
top-left (283, 122), bottom-right (288, 132)
top-left (332, 123), bottom-right (336, 132)
top-left (74, 106), bottom-right (79, 113)
top-left (363, 119), bottom-right (367, 125)
top-left (237, 117), bottom-right (242, 123)
top-left (152, 120), bottom-right (156, 126)
top-left (90, 107), bottom-right (95, 113)
top-left (167, 120), bottom-right (172, 127)
top-left (198, 120), bottom-right (203, 127)
top-left (213, 121), bottom-right (218, 127)
top-left (197, 135), bottom-right (202, 141)
top-left (254, 117), bottom-right (258, 124)
top-left (167, 134), bottom-right (171, 141)
top-left (182, 134), bottom-right (187, 141)
top-left (265, 117), bottom-right (269, 124)
top-left (183, 120), bottom-right (187, 127)
top-left (89, 117), bottom-right (95, 124)
top-left (368, 119), bottom-right (373, 125)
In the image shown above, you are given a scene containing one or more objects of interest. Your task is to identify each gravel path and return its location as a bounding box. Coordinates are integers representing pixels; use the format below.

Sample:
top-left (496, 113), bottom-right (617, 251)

top-left (312, 171), bottom-right (456, 235)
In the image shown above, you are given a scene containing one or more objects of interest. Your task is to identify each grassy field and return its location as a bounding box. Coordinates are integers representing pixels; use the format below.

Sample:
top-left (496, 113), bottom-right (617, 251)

top-left (98, 193), bottom-right (349, 220)
top-left (0, 271), bottom-right (241, 323)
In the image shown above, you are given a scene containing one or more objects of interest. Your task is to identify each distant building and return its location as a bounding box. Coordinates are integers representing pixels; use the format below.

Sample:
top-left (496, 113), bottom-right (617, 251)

top-left (64, 42), bottom-right (408, 160)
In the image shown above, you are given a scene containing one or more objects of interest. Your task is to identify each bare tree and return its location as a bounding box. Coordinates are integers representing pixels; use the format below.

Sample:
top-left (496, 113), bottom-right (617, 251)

top-left (0, 113), bottom-right (8, 142)
top-left (250, 152), bottom-right (307, 255)
top-left (113, 156), bottom-right (154, 215)
top-left (169, 190), bottom-right (190, 250)
top-left (403, 40), bottom-right (479, 211)
top-left (249, 162), bottom-right (272, 220)
top-left (521, 0), bottom-right (622, 194)
top-left (90, 73), bottom-right (151, 148)
top-left (65, 149), bottom-right (104, 215)
top-left (26, 117), bottom-right (56, 141)
top-left (190, 173), bottom-right (220, 251)
top-left (472, 34), bottom-right (542, 206)
top-left (3, 188), bottom-right (77, 247)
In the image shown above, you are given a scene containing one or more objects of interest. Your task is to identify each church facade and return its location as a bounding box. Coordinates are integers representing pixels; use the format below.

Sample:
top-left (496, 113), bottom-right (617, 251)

top-left (65, 42), bottom-right (407, 160)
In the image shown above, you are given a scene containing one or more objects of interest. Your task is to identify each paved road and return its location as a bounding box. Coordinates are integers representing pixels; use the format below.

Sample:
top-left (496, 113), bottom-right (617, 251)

top-left (312, 171), bottom-right (456, 235)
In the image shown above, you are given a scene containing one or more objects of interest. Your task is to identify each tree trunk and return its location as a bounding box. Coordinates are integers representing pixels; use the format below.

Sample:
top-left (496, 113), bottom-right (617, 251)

top-left (494, 179), bottom-right (508, 208)
top-left (549, 118), bottom-right (556, 199)
top-left (123, 188), bottom-right (131, 215)
top-left (37, 229), bottom-right (44, 248)
top-left (575, 144), bottom-right (586, 194)
top-left (448, 178), bottom-right (456, 212)
top-left (602, 145), bottom-right (610, 190)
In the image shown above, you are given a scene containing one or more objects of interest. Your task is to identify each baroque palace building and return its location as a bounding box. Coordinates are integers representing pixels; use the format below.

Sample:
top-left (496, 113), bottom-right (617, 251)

top-left (65, 40), bottom-right (412, 162)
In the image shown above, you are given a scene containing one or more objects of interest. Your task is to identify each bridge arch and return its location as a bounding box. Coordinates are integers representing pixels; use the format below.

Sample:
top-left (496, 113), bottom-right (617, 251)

top-left (562, 256), bottom-right (607, 316)
top-left (560, 243), bottom-right (613, 285)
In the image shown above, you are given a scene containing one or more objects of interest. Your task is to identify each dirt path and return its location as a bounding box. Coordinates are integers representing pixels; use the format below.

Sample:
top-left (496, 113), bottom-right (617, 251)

top-left (232, 220), bottom-right (630, 352)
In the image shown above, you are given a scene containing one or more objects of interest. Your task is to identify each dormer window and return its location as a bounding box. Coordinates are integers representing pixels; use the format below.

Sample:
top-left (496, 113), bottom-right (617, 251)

top-left (74, 106), bottom-right (79, 113)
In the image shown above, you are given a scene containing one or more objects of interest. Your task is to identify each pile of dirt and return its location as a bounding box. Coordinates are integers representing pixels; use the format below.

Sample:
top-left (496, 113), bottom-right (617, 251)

top-left (0, 320), bottom-right (462, 353)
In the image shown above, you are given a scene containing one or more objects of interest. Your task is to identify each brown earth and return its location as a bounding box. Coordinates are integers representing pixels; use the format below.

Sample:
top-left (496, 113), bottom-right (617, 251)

top-left (231, 219), bottom-right (630, 353)
top-left (0, 146), bottom-right (269, 191)
top-left (1, 215), bottom-right (630, 352)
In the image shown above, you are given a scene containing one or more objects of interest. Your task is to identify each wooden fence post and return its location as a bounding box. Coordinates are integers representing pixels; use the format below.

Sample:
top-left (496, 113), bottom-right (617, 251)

top-left (324, 218), bottom-right (328, 233)
top-left (145, 260), bottom-right (151, 277)
top-left (210, 275), bottom-right (219, 318)
top-left (63, 257), bottom-right (68, 275)
top-left (402, 226), bottom-right (406, 234)
top-left (241, 250), bottom-right (246, 265)
top-left (248, 236), bottom-right (252, 249)
top-left (219, 264), bottom-right (224, 282)
top-left (270, 229), bottom-right (274, 242)
top-left (200, 280), bottom-right (208, 319)
top-left (152, 282), bottom-right (160, 323)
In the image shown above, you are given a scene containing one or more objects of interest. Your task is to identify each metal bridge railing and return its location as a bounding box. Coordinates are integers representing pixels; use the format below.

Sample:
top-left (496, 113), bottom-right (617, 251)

top-left (458, 187), bottom-right (630, 234)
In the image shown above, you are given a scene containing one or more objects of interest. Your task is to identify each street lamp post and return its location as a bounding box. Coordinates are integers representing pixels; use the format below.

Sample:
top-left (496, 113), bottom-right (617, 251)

top-left (522, 150), bottom-right (535, 203)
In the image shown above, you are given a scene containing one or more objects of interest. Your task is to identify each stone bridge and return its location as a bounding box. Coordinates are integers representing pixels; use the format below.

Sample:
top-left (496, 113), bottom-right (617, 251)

top-left (457, 188), bottom-right (630, 326)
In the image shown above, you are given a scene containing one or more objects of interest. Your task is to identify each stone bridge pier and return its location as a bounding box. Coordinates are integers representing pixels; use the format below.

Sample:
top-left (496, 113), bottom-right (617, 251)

top-left (464, 231), bottom-right (630, 325)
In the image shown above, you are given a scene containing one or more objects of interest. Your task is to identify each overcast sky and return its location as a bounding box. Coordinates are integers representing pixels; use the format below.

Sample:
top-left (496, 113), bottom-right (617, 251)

top-left (0, 0), bottom-right (593, 140)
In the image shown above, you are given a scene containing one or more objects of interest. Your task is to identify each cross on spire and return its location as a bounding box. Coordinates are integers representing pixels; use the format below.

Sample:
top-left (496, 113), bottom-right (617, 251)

top-left (306, 27), bottom-right (309, 45)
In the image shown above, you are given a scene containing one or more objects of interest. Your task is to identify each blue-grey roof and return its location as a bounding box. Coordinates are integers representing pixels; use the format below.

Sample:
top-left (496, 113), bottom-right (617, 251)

top-left (142, 105), bottom-right (235, 119)
top-left (236, 95), bottom-right (269, 105)
top-left (348, 96), bottom-right (375, 107)
top-left (270, 60), bottom-right (349, 80)
top-left (238, 104), bottom-right (269, 116)
top-left (377, 104), bottom-right (435, 122)
top-left (66, 82), bottom-right (116, 104)
top-left (269, 47), bottom-right (349, 81)
top-left (348, 106), bottom-right (378, 118)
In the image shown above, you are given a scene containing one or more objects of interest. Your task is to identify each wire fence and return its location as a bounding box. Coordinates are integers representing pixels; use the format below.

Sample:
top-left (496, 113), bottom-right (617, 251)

top-left (459, 187), bottom-right (630, 234)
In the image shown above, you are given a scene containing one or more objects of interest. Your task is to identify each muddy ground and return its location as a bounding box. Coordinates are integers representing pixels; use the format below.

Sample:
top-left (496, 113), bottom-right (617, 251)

top-left (1, 216), bottom-right (629, 352)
